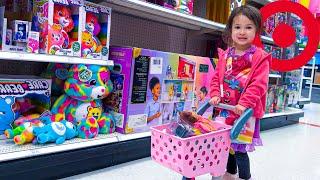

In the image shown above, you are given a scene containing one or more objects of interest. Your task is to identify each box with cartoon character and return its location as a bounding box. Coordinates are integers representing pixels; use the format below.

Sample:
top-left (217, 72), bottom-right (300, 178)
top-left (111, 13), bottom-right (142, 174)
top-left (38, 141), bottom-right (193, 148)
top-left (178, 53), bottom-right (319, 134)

top-left (32, 0), bottom-right (84, 56)
top-left (105, 47), bottom-right (196, 134)
top-left (182, 55), bottom-right (215, 119)
top-left (105, 47), bottom-right (215, 134)
top-left (0, 75), bottom-right (51, 136)
top-left (79, 1), bottom-right (111, 60)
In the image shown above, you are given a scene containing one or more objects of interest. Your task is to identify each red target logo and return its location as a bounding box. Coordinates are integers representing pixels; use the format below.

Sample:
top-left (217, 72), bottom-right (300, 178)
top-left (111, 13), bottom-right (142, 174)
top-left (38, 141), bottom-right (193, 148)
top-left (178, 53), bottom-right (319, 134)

top-left (254, 1), bottom-right (319, 72)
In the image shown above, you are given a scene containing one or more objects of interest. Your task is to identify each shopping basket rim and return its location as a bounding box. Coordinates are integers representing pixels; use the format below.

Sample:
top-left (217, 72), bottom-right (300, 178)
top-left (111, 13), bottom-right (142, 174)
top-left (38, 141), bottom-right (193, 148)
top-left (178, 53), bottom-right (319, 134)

top-left (150, 122), bottom-right (232, 141)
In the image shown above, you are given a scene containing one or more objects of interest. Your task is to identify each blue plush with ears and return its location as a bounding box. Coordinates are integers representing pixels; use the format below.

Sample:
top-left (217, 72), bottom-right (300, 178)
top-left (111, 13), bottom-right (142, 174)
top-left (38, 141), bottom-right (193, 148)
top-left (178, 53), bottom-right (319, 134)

top-left (33, 120), bottom-right (78, 144)
top-left (0, 96), bottom-right (19, 134)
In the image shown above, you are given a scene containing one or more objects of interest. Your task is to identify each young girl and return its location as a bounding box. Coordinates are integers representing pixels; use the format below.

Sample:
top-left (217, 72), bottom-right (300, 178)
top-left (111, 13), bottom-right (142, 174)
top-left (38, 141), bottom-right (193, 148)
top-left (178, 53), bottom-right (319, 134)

top-left (210, 5), bottom-right (271, 180)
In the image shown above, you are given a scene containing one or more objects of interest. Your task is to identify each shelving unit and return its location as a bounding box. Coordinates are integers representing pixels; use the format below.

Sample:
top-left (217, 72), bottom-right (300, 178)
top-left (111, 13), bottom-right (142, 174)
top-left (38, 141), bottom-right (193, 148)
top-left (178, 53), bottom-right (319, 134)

top-left (0, 0), bottom-right (305, 179)
top-left (0, 51), bottom-right (114, 66)
top-left (96, 0), bottom-right (274, 44)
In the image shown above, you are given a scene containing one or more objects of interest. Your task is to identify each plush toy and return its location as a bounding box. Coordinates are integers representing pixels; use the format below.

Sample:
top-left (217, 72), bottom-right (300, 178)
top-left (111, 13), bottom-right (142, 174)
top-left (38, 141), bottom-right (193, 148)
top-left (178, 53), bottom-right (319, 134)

top-left (41, 63), bottom-right (70, 98)
top-left (33, 120), bottom-right (78, 144)
top-left (51, 64), bottom-right (115, 139)
top-left (0, 96), bottom-right (19, 134)
top-left (85, 13), bottom-right (101, 36)
top-left (53, 5), bottom-right (74, 33)
top-left (82, 13), bottom-right (102, 57)
top-left (48, 24), bottom-right (67, 54)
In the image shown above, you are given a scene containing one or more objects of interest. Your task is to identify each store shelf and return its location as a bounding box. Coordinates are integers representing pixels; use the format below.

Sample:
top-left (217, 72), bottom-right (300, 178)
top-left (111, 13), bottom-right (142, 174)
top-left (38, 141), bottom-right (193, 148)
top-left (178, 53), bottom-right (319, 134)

top-left (116, 132), bottom-right (151, 142)
top-left (0, 51), bottom-right (114, 66)
top-left (0, 134), bottom-right (118, 162)
top-left (97, 0), bottom-right (273, 44)
top-left (248, 0), bottom-right (274, 5)
top-left (299, 48), bottom-right (320, 52)
top-left (164, 79), bottom-right (194, 82)
top-left (269, 73), bottom-right (282, 78)
top-left (263, 107), bottom-right (304, 118)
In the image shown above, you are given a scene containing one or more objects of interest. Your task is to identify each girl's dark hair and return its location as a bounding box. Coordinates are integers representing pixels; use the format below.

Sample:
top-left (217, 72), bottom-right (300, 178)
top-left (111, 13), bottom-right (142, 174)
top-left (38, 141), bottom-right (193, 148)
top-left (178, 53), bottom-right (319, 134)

top-left (223, 5), bottom-right (262, 46)
top-left (149, 77), bottom-right (160, 90)
top-left (200, 86), bottom-right (208, 95)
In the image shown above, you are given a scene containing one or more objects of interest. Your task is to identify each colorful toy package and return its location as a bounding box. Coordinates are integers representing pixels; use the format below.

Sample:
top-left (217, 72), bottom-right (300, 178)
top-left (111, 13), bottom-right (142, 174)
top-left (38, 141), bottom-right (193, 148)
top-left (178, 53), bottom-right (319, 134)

top-left (32, 0), bottom-right (84, 56)
top-left (0, 75), bottom-right (51, 136)
top-left (79, 1), bottom-right (111, 60)
top-left (147, 0), bottom-right (194, 14)
top-left (106, 46), bottom-right (215, 134)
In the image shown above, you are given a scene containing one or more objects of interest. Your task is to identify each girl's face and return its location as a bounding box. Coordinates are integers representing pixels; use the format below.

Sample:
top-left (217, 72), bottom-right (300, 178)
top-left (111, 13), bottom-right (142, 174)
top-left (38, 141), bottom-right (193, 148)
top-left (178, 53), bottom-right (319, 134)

top-left (199, 91), bottom-right (205, 101)
top-left (231, 14), bottom-right (257, 50)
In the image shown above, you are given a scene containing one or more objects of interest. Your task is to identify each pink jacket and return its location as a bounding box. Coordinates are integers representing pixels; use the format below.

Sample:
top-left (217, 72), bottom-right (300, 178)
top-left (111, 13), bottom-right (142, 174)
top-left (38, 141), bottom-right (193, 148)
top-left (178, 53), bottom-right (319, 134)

top-left (210, 47), bottom-right (271, 119)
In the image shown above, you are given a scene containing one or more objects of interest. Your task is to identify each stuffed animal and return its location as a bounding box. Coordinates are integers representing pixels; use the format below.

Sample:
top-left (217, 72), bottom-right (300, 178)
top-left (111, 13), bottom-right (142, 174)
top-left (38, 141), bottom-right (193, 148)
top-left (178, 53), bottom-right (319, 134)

top-left (41, 63), bottom-right (70, 98)
top-left (81, 13), bottom-right (102, 57)
top-left (0, 96), bottom-right (19, 134)
top-left (48, 24), bottom-right (68, 54)
top-left (5, 111), bottom-right (54, 144)
top-left (51, 64), bottom-right (115, 139)
top-left (33, 120), bottom-right (78, 144)
top-left (53, 5), bottom-right (74, 33)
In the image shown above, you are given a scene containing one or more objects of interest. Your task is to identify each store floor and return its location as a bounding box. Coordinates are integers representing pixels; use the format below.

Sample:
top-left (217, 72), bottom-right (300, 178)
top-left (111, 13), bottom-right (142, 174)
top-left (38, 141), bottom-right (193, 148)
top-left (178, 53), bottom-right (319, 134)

top-left (64, 103), bottom-right (320, 180)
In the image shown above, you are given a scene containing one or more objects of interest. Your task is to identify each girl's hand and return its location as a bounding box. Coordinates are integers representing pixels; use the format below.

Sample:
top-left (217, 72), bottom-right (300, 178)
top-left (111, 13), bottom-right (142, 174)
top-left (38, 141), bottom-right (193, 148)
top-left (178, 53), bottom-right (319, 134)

top-left (209, 96), bottom-right (221, 105)
top-left (234, 104), bottom-right (247, 115)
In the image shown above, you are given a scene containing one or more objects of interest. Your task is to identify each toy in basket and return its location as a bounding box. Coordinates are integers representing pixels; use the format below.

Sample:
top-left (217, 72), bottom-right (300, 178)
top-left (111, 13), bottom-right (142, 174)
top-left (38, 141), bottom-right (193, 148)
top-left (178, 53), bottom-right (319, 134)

top-left (150, 101), bottom-right (253, 179)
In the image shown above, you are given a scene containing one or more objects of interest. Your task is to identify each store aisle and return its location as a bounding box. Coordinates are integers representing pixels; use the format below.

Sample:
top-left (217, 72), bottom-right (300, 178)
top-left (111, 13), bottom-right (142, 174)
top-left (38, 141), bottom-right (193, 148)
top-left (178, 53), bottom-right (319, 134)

top-left (64, 104), bottom-right (320, 180)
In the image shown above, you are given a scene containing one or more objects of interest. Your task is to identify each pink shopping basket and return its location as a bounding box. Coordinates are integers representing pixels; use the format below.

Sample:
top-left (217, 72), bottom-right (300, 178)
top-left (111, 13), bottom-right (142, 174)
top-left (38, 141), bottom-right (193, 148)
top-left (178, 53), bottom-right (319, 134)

top-left (151, 121), bottom-right (232, 178)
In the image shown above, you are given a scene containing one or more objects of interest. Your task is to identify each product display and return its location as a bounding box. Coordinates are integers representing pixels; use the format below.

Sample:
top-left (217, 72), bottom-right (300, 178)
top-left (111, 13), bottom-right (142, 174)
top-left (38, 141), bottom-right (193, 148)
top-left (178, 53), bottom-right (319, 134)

top-left (0, 1), bottom-right (310, 178)
top-left (32, 0), bottom-right (83, 56)
top-left (51, 64), bottom-right (115, 139)
top-left (79, 1), bottom-right (111, 60)
top-left (106, 46), bottom-right (215, 134)
top-left (0, 75), bottom-right (51, 135)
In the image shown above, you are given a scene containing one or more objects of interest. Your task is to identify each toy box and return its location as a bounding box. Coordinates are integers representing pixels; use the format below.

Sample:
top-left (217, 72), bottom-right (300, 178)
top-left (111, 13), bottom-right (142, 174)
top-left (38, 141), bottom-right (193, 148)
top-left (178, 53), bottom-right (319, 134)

top-left (147, 0), bottom-right (194, 15)
top-left (105, 46), bottom-right (215, 134)
top-left (32, 0), bottom-right (84, 56)
top-left (79, 1), bottom-right (111, 60)
top-left (0, 75), bottom-right (51, 136)
top-left (182, 55), bottom-right (215, 119)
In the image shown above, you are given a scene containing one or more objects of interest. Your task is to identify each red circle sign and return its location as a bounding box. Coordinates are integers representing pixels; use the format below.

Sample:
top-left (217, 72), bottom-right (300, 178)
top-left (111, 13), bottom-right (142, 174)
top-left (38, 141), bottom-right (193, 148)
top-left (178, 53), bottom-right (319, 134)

top-left (255, 1), bottom-right (319, 72)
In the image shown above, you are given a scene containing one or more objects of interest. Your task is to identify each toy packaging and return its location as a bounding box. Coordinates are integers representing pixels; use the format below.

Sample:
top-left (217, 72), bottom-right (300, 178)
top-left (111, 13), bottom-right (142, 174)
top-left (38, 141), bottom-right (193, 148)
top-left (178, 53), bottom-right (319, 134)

top-left (106, 46), bottom-right (215, 134)
top-left (79, 1), bottom-right (111, 60)
top-left (0, 75), bottom-right (51, 136)
top-left (147, 0), bottom-right (194, 15)
top-left (32, 0), bottom-right (84, 56)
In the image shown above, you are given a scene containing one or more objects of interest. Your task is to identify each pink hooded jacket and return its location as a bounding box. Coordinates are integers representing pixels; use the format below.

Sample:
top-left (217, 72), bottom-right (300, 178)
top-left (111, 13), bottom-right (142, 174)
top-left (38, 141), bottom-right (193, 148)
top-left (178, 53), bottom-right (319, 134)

top-left (210, 47), bottom-right (271, 119)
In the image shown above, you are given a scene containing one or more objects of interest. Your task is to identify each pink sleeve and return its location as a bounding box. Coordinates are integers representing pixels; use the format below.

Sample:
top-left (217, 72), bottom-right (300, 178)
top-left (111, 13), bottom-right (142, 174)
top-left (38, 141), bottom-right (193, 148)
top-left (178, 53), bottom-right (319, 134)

top-left (238, 54), bottom-right (271, 109)
top-left (210, 48), bottom-right (225, 98)
top-left (210, 62), bottom-right (220, 98)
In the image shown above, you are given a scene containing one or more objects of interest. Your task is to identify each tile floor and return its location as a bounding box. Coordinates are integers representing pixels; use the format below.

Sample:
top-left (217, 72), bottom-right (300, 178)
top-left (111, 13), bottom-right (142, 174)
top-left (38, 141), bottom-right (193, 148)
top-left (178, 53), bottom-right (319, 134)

top-left (64, 103), bottom-right (320, 180)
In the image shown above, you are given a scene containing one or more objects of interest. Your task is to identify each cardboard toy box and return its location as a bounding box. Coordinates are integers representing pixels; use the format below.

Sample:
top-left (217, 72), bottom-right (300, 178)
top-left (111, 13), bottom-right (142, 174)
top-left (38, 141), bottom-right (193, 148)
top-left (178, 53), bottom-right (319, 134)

top-left (32, 0), bottom-right (84, 56)
top-left (79, 1), bottom-right (111, 60)
top-left (0, 75), bottom-right (51, 135)
top-left (105, 46), bottom-right (215, 134)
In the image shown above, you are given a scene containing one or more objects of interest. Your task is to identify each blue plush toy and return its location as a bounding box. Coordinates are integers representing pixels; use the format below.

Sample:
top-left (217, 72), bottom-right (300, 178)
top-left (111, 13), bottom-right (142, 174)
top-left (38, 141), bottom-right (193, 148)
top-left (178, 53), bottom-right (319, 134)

top-left (33, 120), bottom-right (78, 144)
top-left (0, 96), bottom-right (19, 134)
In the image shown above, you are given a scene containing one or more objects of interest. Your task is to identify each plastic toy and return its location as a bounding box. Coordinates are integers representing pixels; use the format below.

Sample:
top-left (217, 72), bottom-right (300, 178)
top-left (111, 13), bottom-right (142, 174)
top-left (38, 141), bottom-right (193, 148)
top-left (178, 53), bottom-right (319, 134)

top-left (33, 120), bottom-right (78, 144)
top-left (12, 20), bottom-right (28, 42)
top-left (51, 64), bottom-right (115, 138)
top-left (27, 31), bottom-right (40, 53)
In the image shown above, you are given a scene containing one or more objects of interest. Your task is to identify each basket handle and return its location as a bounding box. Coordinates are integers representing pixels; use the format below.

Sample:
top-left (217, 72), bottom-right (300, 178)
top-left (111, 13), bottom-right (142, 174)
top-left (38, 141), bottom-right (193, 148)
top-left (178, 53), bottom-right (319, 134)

top-left (196, 100), bottom-right (253, 140)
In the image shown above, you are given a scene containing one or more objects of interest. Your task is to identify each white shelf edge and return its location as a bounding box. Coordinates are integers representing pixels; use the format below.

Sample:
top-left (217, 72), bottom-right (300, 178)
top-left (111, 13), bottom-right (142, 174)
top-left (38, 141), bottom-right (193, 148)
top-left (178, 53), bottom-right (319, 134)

top-left (299, 48), bottom-right (320, 52)
top-left (269, 74), bottom-right (282, 78)
top-left (261, 36), bottom-right (274, 44)
top-left (116, 132), bottom-right (151, 142)
top-left (263, 107), bottom-right (304, 118)
top-left (0, 51), bottom-right (114, 66)
top-left (0, 135), bottom-right (118, 162)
